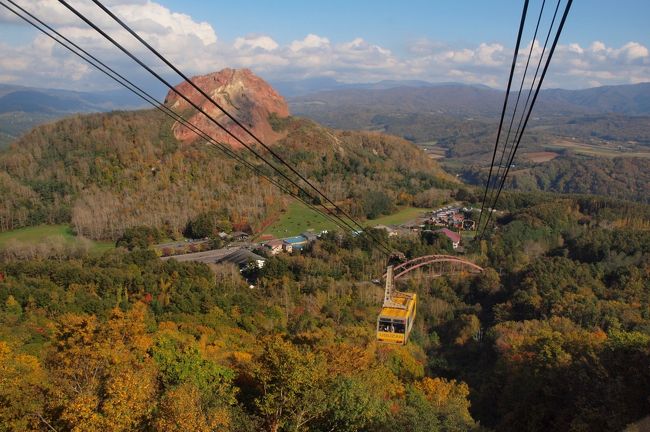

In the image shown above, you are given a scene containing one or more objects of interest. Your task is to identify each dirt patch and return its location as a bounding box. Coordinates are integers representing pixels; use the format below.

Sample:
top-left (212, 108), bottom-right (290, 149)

top-left (523, 151), bottom-right (559, 163)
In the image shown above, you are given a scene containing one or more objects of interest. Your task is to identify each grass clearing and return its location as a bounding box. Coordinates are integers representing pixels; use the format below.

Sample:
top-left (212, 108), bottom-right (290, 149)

top-left (261, 201), bottom-right (340, 238)
top-left (0, 224), bottom-right (114, 254)
top-left (261, 204), bottom-right (430, 239)
top-left (523, 151), bottom-right (560, 163)
top-left (0, 225), bottom-right (75, 245)
top-left (367, 207), bottom-right (428, 226)
top-left (547, 139), bottom-right (650, 159)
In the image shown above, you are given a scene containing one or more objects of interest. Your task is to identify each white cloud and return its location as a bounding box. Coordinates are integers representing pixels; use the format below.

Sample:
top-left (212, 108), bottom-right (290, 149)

top-left (234, 35), bottom-right (278, 51)
top-left (289, 34), bottom-right (330, 52)
top-left (476, 43), bottom-right (505, 66)
top-left (590, 41), bottom-right (606, 52)
top-left (1, 1), bottom-right (648, 91)
top-left (115, 2), bottom-right (216, 45)
top-left (549, 40), bottom-right (650, 87)
top-left (618, 42), bottom-right (648, 62)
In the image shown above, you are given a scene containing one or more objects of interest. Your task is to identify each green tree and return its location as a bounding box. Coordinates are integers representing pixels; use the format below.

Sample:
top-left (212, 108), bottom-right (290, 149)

top-left (116, 226), bottom-right (163, 250)
top-left (151, 333), bottom-right (237, 407)
top-left (249, 336), bottom-right (328, 432)
top-left (320, 374), bottom-right (390, 432)
top-left (362, 191), bottom-right (395, 219)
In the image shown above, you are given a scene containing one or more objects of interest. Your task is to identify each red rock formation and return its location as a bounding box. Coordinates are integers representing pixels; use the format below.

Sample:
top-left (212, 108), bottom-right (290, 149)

top-left (164, 68), bottom-right (290, 148)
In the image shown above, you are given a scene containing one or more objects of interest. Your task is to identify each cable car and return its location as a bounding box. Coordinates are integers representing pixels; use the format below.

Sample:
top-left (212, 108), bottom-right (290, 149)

top-left (376, 266), bottom-right (417, 345)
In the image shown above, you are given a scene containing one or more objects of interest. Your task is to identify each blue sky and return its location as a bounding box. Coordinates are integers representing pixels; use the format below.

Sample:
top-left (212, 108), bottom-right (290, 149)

top-left (0, 0), bottom-right (648, 91)
top-left (161, 0), bottom-right (650, 48)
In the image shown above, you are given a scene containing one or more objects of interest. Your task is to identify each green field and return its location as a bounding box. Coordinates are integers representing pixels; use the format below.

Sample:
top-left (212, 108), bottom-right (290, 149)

top-left (261, 202), bottom-right (340, 238)
top-left (261, 203), bottom-right (430, 239)
top-left (0, 225), bottom-right (114, 254)
top-left (368, 207), bottom-right (428, 226)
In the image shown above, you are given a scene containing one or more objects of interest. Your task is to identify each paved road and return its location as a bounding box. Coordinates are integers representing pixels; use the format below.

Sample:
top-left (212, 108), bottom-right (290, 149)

top-left (160, 247), bottom-right (240, 264)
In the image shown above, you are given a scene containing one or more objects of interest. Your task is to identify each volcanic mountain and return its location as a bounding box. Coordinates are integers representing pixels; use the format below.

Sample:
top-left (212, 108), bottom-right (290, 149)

top-left (1, 67), bottom-right (452, 239)
top-left (164, 68), bottom-right (290, 148)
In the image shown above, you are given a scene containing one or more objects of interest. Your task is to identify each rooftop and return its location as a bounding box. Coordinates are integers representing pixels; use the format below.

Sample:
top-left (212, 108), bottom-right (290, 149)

top-left (435, 228), bottom-right (461, 244)
top-left (285, 235), bottom-right (308, 244)
top-left (215, 248), bottom-right (266, 266)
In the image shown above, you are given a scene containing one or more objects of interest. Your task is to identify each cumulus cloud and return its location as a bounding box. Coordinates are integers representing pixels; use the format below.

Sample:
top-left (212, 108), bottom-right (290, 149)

top-left (545, 39), bottom-right (650, 88)
top-left (0, 0), bottom-right (220, 88)
top-left (234, 35), bottom-right (278, 51)
top-left (0, 1), bottom-right (648, 91)
top-left (289, 34), bottom-right (330, 52)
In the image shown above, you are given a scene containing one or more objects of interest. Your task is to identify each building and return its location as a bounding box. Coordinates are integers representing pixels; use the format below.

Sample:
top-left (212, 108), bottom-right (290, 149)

top-left (301, 231), bottom-right (318, 242)
top-left (284, 235), bottom-right (309, 250)
top-left (230, 231), bottom-right (250, 241)
top-left (263, 239), bottom-right (284, 255)
top-left (463, 220), bottom-right (476, 231)
top-left (263, 239), bottom-right (293, 255)
top-left (435, 228), bottom-right (461, 249)
top-left (281, 240), bottom-right (293, 253)
top-left (214, 248), bottom-right (266, 270)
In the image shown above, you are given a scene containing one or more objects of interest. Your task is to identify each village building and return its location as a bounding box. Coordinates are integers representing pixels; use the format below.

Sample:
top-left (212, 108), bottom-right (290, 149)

top-left (463, 219), bottom-right (476, 231)
top-left (281, 240), bottom-right (293, 253)
top-left (301, 231), bottom-right (318, 242)
top-left (263, 239), bottom-right (294, 255)
top-left (230, 231), bottom-right (250, 241)
top-left (214, 248), bottom-right (266, 270)
top-left (435, 228), bottom-right (461, 249)
top-left (283, 232), bottom-right (318, 251)
top-left (263, 239), bottom-right (284, 255)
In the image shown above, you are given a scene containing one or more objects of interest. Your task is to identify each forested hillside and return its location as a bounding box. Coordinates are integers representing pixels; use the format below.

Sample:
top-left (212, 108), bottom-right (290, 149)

top-left (289, 83), bottom-right (650, 204)
top-left (0, 108), bottom-right (452, 239)
top-left (0, 84), bottom-right (146, 149)
top-left (458, 155), bottom-right (650, 203)
top-left (1, 193), bottom-right (648, 431)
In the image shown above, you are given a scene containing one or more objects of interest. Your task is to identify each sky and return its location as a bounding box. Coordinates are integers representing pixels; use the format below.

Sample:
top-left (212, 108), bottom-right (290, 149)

top-left (0, 0), bottom-right (649, 93)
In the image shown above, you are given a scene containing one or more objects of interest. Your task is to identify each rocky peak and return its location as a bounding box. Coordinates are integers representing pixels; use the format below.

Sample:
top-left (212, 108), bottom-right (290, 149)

top-left (164, 68), bottom-right (290, 148)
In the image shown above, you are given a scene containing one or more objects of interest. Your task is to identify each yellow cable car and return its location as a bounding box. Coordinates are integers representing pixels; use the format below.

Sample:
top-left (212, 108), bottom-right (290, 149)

top-left (376, 266), bottom-right (417, 345)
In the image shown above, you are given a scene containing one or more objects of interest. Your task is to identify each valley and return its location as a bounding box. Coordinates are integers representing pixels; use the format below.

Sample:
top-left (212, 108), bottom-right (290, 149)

top-left (2, 0), bottom-right (650, 430)
top-left (0, 69), bottom-right (649, 432)
top-left (289, 84), bottom-right (650, 203)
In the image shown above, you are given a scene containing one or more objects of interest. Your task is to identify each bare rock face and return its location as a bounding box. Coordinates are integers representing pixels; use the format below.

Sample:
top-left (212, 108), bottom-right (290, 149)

top-left (164, 68), bottom-right (290, 148)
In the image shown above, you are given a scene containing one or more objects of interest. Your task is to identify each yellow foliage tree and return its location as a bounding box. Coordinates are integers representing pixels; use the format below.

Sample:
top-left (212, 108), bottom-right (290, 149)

top-left (46, 303), bottom-right (158, 431)
top-left (415, 377), bottom-right (474, 426)
top-left (155, 383), bottom-right (230, 432)
top-left (0, 341), bottom-right (50, 431)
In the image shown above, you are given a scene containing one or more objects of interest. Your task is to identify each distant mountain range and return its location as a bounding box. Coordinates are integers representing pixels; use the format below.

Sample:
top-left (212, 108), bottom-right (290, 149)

top-left (270, 77), bottom-right (491, 97)
top-left (0, 84), bottom-right (148, 148)
top-left (288, 82), bottom-right (650, 124)
top-left (2, 78), bottom-right (650, 150)
top-left (0, 84), bottom-right (147, 114)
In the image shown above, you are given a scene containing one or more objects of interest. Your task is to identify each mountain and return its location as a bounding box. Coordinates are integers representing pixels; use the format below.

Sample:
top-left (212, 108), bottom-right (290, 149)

top-left (270, 77), bottom-right (345, 97)
top-left (287, 82), bottom-right (650, 203)
top-left (290, 85), bottom-right (504, 127)
top-left (541, 82), bottom-right (650, 115)
top-left (0, 84), bottom-right (148, 115)
top-left (2, 71), bottom-right (650, 432)
top-left (165, 68), bottom-right (290, 148)
top-left (270, 76), bottom-right (488, 97)
top-left (0, 84), bottom-right (149, 149)
top-left (289, 82), bottom-right (650, 128)
top-left (0, 69), bottom-right (452, 239)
